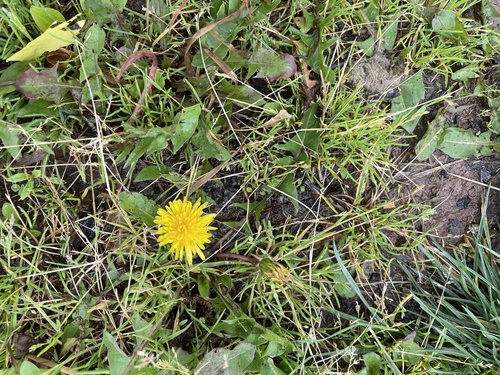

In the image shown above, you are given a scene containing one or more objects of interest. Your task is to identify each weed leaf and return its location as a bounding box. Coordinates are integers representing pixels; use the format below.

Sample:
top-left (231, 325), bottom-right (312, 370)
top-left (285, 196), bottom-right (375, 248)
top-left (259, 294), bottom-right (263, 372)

top-left (391, 71), bottom-right (426, 133)
top-left (81, 0), bottom-right (125, 24)
top-left (415, 118), bottom-right (444, 160)
top-left (15, 64), bottom-right (67, 102)
top-left (103, 331), bottom-right (132, 375)
top-left (30, 6), bottom-right (65, 32)
top-left (439, 128), bottom-right (491, 158)
top-left (432, 9), bottom-right (467, 40)
top-left (172, 104), bottom-right (202, 153)
top-left (261, 357), bottom-right (286, 375)
top-left (19, 360), bottom-right (41, 375)
top-left (249, 47), bottom-right (297, 81)
top-left (275, 173), bottom-right (299, 213)
top-left (118, 191), bottom-right (159, 226)
top-left (195, 342), bottom-right (256, 374)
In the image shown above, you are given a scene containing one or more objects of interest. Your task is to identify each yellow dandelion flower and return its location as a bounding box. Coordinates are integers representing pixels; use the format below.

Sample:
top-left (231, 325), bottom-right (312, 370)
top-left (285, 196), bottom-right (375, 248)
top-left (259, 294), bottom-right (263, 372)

top-left (154, 198), bottom-right (217, 265)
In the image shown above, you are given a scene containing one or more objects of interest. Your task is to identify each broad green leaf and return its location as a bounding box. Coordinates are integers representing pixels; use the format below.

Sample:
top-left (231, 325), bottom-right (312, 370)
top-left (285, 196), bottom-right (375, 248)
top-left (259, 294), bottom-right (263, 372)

top-left (275, 173), bottom-right (298, 213)
top-left (80, 24), bottom-right (106, 103)
top-left (333, 269), bottom-right (356, 298)
top-left (483, 0), bottom-right (500, 29)
top-left (103, 331), bottom-right (131, 375)
top-left (298, 102), bottom-right (321, 158)
top-left (0, 61), bottom-right (30, 96)
top-left (171, 104), bottom-right (201, 154)
top-left (391, 70), bottom-right (426, 133)
top-left (19, 360), bottom-right (41, 375)
top-left (132, 316), bottom-right (153, 346)
top-left (393, 339), bottom-right (422, 366)
top-left (381, 21), bottom-right (398, 51)
top-left (0, 122), bottom-right (22, 159)
top-left (439, 128), bottom-right (491, 158)
top-left (363, 352), bottom-right (382, 375)
top-left (451, 65), bottom-right (479, 81)
top-left (2, 203), bottom-right (17, 220)
top-left (226, 84), bottom-right (265, 107)
top-left (194, 342), bottom-right (256, 375)
top-left (262, 340), bottom-right (286, 357)
top-left (118, 191), bottom-right (159, 226)
top-left (355, 36), bottom-right (375, 56)
top-left (7, 16), bottom-right (84, 62)
top-left (432, 9), bottom-right (467, 39)
top-left (197, 274), bottom-right (210, 298)
top-left (5, 172), bottom-right (30, 183)
top-left (81, 0), bottom-right (124, 24)
top-left (254, 0), bottom-right (280, 22)
top-left (248, 47), bottom-right (297, 81)
top-left (261, 358), bottom-right (286, 375)
top-left (191, 129), bottom-right (232, 160)
top-left (30, 6), bottom-right (65, 32)
top-left (16, 99), bottom-right (59, 118)
top-left (134, 165), bottom-right (172, 181)
top-left (415, 119), bottom-right (444, 161)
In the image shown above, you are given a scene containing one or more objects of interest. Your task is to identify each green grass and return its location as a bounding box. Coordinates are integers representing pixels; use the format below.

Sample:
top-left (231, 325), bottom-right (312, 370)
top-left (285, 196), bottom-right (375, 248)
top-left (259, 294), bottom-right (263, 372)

top-left (0, 0), bottom-right (499, 373)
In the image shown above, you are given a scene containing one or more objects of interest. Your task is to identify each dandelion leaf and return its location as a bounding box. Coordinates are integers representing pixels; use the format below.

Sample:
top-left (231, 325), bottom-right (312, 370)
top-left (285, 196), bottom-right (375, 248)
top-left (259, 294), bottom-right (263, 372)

top-left (15, 64), bottom-right (68, 102)
top-left (194, 342), bottom-right (256, 375)
top-left (118, 191), bottom-right (159, 226)
top-left (248, 47), bottom-right (297, 81)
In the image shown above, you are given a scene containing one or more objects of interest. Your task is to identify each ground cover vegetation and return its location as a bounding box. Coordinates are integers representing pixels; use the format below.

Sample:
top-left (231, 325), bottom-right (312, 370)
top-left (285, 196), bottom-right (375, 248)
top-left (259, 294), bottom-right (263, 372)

top-left (0, 0), bottom-right (499, 373)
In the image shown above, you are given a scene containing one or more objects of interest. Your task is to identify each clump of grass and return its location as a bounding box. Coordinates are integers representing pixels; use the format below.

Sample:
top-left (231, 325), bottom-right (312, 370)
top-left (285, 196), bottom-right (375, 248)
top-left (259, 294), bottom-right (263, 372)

top-left (401, 192), bottom-right (500, 373)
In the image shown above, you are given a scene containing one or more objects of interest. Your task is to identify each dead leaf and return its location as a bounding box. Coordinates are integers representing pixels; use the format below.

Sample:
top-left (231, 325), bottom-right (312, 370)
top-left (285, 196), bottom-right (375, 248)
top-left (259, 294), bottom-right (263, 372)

top-left (46, 48), bottom-right (74, 69)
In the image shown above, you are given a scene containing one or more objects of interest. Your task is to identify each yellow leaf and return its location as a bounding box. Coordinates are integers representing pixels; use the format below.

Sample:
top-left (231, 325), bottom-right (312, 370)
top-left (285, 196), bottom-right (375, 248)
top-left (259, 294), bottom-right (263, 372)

top-left (7, 16), bottom-right (85, 62)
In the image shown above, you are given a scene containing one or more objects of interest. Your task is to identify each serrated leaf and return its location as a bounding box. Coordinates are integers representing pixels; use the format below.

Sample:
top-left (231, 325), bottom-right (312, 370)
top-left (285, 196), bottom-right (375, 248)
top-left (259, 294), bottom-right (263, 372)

top-left (299, 102), bottom-right (320, 155)
top-left (118, 192), bottom-right (159, 226)
top-left (197, 275), bottom-right (210, 298)
top-left (0, 62), bottom-right (31, 96)
top-left (80, 24), bottom-right (105, 104)
top-left (81, 0), bottom-right (125, 24)
top-left (17, 99), bottom-right (59, 118)
top-left (451, 65), bottom-right (479, 81)
top-left (30, 6), bottom-right (65, 32)
top-left (363, 352), bottom-right (381, 374)
top-left (381, 21), bottom-right (398, 51)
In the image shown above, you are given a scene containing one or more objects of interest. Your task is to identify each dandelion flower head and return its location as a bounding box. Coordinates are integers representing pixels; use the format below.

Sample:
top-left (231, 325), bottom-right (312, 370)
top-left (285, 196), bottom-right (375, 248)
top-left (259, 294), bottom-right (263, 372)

top-left (154, 197), bottom-right (216, 265)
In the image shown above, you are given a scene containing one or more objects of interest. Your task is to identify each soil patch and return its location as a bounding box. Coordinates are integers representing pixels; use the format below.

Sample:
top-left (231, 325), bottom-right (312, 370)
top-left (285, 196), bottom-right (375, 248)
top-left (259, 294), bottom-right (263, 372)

top-left (394, 152), bottom-right (500, 248)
